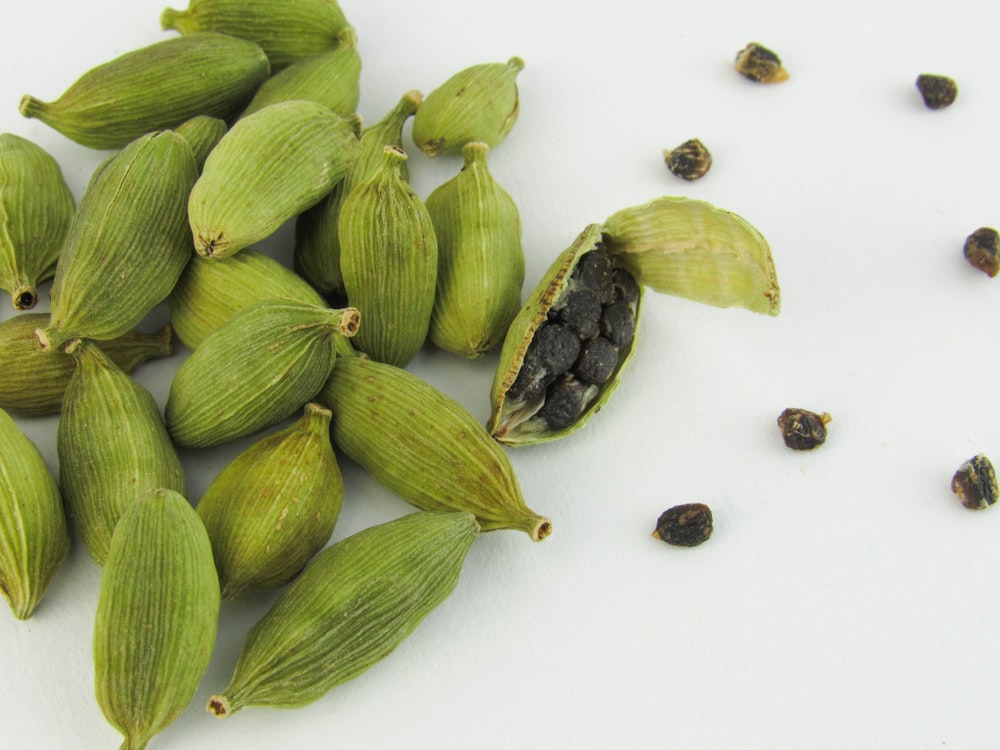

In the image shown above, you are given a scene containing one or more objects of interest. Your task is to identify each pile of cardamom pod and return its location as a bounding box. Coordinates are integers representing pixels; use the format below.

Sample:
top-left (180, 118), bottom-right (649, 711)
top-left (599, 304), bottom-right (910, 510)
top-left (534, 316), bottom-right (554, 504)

top-left (0, 1), bottom-right (780, 747)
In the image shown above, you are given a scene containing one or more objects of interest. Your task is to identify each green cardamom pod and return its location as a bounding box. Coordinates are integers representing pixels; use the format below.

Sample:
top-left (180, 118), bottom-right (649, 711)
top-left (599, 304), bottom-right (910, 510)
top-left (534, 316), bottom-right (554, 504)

top-left (36, 131), bottom-right (199, 353)
top-left (0, 407), bottom-right (70, 619)
top-left (0, 314), bottom-right (172, 417)
top-left (168, 249), bottom-right (325, 350)
top-left (412, 56), bottom-right (524, 157)
top-left (94, 488), bottom-right (219, 750)
top-left (339, 145), bottom-right (437, 367)
top-left (189, 99), bottom-right (361, 259)
top-left (0, 133), bottom-right (74, 310)
top-left (166, 299), bottom-right (360, 448)
top-left (602, 196), bottom-right (781, 315)
top-left (240, 27), bottom-right (361, 118)
top-left (426, 141), bottom-right (524, 357)
top-left (197, 403), bottom-right (342, 599)
top-left (207, 510), bottom-right (477, 716)
top-left (318, 353), bottom-right (551, 540)
top-left (294, 89), bottom-right (422, 297)
top-left (59, 339), bottom-right (186, 566)
top-left (161, 0), bottom-right (350, 72)
top-left (19, 33), bottom-right (269, 150)
top-left (174, 114), bottom-right (227, 170)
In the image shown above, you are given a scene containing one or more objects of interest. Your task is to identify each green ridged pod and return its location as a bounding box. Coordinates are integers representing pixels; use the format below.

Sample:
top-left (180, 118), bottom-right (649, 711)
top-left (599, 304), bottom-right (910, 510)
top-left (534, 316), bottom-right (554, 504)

top-left (339, 145), bottom-right (437, 367)
top-left (318, 354), bottom-right (551, 540)
top-left (168, 249), bottom-right (325, 350)
top-left (240, 27), bottom-right (361, 118)
top-left (166, 299), bottom-right (360, 448)
top-left (0, 134), bottom-right (75, 310)
top-left (94, 488), bottom-right (219, 750)
top-left (0, 407), bottom-right (70, 619)
top-left (294, 90), bottom-right (422, 296)
top-left (207, 511), bottom-right (478, 716)
top-left (426, 141), bottom-right (524, 357)
top-left (59, 340), bottom-right (186, 566)
top-left (197, 403), bottom-right (342, 599)
top-left (36, 131), bottom-right (198, 353)
top-left (189, 100), bottom-right (361, 259)
top-left (412, 57), bottom-right (524, 157)
top-left (0, 314), bottom-right (172, 416)
top-left (174, 114), bottom-right (227, 170)
top-left (161, 0), bottom-right (350, 72)
top-left (19, 34), bottom-right (270, 150)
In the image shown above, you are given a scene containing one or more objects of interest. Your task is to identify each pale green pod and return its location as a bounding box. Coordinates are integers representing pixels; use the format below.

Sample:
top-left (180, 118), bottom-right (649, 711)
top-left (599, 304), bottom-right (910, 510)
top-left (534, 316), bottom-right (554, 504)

top-left (174, 114), bottom-right (227, 170)
top-left (0, 314), bottom-right (172, 417)
top-left (162, 0), bottom-right (350, 72)
top-left (602, 196), bottom-right (780, 315)
top-left (197, 403), bottom-right (342, 599)
top-left (318, 354), bottom-right (551, 540)
top-left (0, 407), bottom-right (70, 619)
top-left (426, 142), bottom-right (524, 358)
top-left (240, 27), bottom-right (361, 118)
top-left (94, 488), bottom-right (220, 750)
top-left (339, 145), bottom-right (437, 367)
top-left (19, 34), bottom-right (269, 150)
top-left (36, 131), bottom-right (199, 353)
top-left (412, 57), bottom-right (524, 157)
top-left (59, 340), bottom-right (186, 566)
top-left (166, 299), bottom-right (360, 448)
top-left (168, 249), bottom-right (325, 350)
top-left (0, 134), bottom-right (75, 310)
top-left (207, 511), bottom-right (477, 716)
top-left (294, 90), bottom-right (422, 296)
top-left (189, 99), bottom-right (361, 259)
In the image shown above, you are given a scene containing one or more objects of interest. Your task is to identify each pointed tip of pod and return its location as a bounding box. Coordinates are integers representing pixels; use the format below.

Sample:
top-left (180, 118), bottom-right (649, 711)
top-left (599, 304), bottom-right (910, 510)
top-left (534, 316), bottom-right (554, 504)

top-left (34, 326), bottom-right (66, 353)
top-left (207, 695), bottom-right (231, 718)
top-left (159, 7), bottom-right (189, 32)
top-left (18, 94), bottom-right (46, 120)
top-left (11, 285), bottom-right (38, 311)
top-left (507, 56), bottom-right (526, 73)
top-left (403, 89), bottom-right (424, 111)
top-left (337, 307), bottom-right (361, 337)
top-left (195, 231), bottom-right (233, 259)
top-left (533, 518), bottom-right (553, 542)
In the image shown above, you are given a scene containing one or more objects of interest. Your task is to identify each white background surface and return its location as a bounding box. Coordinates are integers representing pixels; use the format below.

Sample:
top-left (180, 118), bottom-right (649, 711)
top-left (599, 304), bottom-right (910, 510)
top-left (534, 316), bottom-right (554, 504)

top-left (2, 1), bottom-right (1000, 748)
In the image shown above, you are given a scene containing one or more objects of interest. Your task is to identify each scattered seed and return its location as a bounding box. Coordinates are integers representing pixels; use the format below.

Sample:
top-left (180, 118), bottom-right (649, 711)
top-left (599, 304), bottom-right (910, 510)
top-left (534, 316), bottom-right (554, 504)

top-left (652, 503), bottom-right (713, 547)
top-left (915, 74), bottom-right (958, 109)
top-left (734, 42), bottom-right (788, 83)
top-left (663, 138), bottom-right (712, 181)
top-left (951, 454), bottom-right (998, 510)
top-left (777, 407), bottom-right (831, 450)
top-left (963, 227), bottom-right (999, 277)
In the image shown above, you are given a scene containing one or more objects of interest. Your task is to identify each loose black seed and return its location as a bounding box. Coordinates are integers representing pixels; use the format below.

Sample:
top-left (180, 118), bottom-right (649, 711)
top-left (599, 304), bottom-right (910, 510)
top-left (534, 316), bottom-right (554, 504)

top-left (916, 74), bottom-right (958, 110)
top-left (951, 454), bottom-right (998, 510)
top-left (573, 247), bottom-right (615, 301)
top-left (963, 227), bottom-right (999, 277)
top-left (574, 337), bottom-right (619, 385)
top-left (734, 42), bottom-right (788, 83)
top-left (533, 323), bottom-right (582, 377)
top-left (777, 407), bottom-right (831, 450)
top-left (653, 503), bottom-right (713, 547)
top-left (600, 300), bottom-right (636, 348)
top-left (611, 268), bottom-right (640, 304)
top-left (535, 376), bottom-right (589, 430)
top-left (506, 349), bottom-right (550, 404)
top-left (663, 138), bottom-right (713, 181)
top-left (556, 289), bottom-right (602, 340)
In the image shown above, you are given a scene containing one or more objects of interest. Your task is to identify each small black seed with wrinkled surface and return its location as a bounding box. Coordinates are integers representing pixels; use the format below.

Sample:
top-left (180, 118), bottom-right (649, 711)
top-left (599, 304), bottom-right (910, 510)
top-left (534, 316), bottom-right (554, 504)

top-left (506, 349), bottom-right (550, 404)
top-left (535, 376), bottom-right (588, 430)
top-left (533, 323), bottom-right (581, 378)
top-left (963, 227), bottom-right (1000, 277)
top-left (574, 337), bottom-right (619, 384)
top-left (951, 454), bottom-right (998, 510)
top-left (653, 503), bottom-right (713, 547)
top-left (734, 42), bottom-right (787, 83)
top-left (916, 74), bottom-right (958, 110)
top-left (573, 247), bottom-right (615, 302)
top-left (612, 268), bottom-right (640, 304)
top-left (555, 289), bottom-right (602, 340)
top-left (600, 300), bottom-right (636, 348)
top-left (664, 138), bottom-right (713, 181)
top-left (777, 408), bottom-right (830, 450)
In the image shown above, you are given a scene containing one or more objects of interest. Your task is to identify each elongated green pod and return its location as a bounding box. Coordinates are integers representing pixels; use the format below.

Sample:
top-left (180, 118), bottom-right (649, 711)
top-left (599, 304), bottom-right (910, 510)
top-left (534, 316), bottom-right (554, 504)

top-left (168, 249), bottom-right (325, 350)
top-left (208, 511), bottom-right (477, 716)
top-left (294, 90), bottom-right (422, 296)
top-left (94, 488), bottom-right (219, 750)
top-left (189, 99), bottom-right (361, 259)
top-left (59, 340), bottom-right (186, 566)
top-left (318, 354), bottom-right (551, 540)
top-left (0, 134), bottom-right (74, 310)
top-left (602, 196), bottom-right (780, 315)
top-left (162, 0), bottom-right (349, 71)
top-left (426, 142), bottom-right (524, 357)
top-left (36, 131), bottom-right (199, 353)
top-left (241, 27), bottom-right (361, 117)
top-left (19, 34), bottom-right (269, 150)
top-left (197, 403), bottom-right (342, 599)
top-left (0, 314), bottom-right (172, 417)
top-left (166, 299), bottom-right (360, 448)
top-left (0, 407), bottom-right (70, 619)
top-left (175, 114), bottom-right (227, 170)
top-left (339, 145), bottom-right (437, 367)
top-left (412, 57), bottom-right (524, 157)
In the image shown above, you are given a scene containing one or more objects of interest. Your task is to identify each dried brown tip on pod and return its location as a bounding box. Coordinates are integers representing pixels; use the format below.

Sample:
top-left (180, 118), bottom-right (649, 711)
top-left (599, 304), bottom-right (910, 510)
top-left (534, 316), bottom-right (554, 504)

top-left (951, 454), bottom-right (998, 510)
top-left (652, 503), bottom-right (713, 547)
top-left (963, 227), bottom-right (999, 277)
top-left (777, 407), bottom-right (830, 450)
top-left (916, 74), bottom-right (958, 109)
top-left (735, 42), bottom-right (788, 83)
top-left (662, 138), bottom-right (712, 181)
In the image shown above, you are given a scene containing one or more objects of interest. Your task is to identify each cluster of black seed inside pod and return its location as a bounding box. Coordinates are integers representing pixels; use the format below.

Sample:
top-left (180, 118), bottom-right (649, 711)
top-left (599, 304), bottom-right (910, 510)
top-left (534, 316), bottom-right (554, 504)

top-left (507, 245), bottom-right (639, 430)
